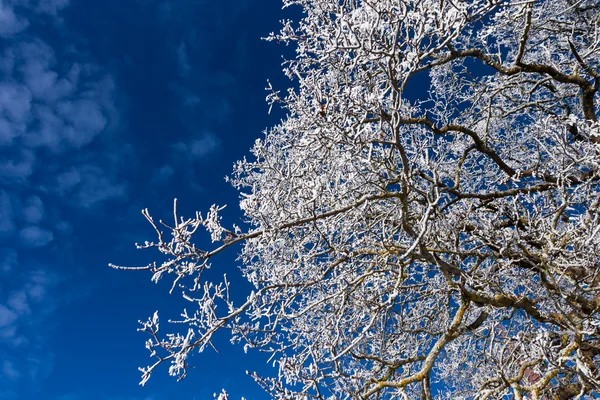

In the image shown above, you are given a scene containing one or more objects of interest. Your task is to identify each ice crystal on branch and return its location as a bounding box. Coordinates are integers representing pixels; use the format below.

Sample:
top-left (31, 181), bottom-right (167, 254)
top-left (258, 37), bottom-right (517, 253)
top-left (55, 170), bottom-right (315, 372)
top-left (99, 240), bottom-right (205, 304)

top-left (114, 0), bottom-right (600, 398)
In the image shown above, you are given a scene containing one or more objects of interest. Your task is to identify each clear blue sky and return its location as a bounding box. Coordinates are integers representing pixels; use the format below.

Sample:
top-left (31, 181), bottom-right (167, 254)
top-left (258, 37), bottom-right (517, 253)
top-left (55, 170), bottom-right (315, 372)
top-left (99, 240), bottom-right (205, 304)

top-left (0, 0), bottom-right (295, 399)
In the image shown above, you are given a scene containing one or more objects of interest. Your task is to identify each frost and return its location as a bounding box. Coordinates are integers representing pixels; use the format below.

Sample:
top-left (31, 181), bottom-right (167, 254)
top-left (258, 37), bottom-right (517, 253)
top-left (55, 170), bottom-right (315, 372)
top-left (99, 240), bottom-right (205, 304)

top-left (115, 0), bottom-right (600, 398)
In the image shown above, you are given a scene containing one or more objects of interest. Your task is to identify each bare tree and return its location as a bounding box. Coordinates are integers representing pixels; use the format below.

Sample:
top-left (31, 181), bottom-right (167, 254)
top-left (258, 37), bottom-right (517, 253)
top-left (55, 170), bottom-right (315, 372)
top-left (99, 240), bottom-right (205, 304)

top-left (112, 0), bottom-right (600, 398)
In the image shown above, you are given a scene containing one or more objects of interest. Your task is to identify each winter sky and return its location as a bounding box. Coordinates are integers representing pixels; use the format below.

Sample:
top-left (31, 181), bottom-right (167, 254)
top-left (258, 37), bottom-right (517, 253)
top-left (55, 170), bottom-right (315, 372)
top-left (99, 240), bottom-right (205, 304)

top-left (0, 0), bottom-right (292, 398)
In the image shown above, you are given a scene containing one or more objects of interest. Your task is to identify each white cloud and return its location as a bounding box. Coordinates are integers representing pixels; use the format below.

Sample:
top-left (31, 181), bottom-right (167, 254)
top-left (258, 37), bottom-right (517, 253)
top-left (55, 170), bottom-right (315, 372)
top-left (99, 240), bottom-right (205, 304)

top-left (7, 291), bottom-right (30, 315)
top-left (55, 168), bottom-right (81, 194)
top-left (177, 41), bottom-right (191, 79)
top-left (24, 352), bottom-right (54, 382)
top-left (1, 40), bottom-right (118, 152)
top-left (75, 174), bottom-right (127, 207)
top-left (55, 220), bottom-right (71, 235)
top-left (0, 1), bottom-right (124, 252)
top-left (170, 80), bottom-right (232, 123)
top-left (0, 117), bottom-right (20, 145)
top-left (0, 4), bottom-right (28, 37)
top-left (0, 304), bottom-right (18, 328)
top-left (33, 0), bottom-right (70, 16)
top-left (53, 165), bottom-right (126, 208)
top-left (151, 164), bottom-right (175, 184)
top-left (8, 0), bottom-right (71, 16)
top-left (0, 249), bottom-right (18, 273)
top-left (2, 360), bottom-right (20, 381)
top-left (22, 195), bottom-right (44, 224)
top-left (172, 130), bottom-right (221, 160)
top-left (58, 98), bottom-right (108, 147)
top-left (0, 269), bottom-right (60, 368)
top-left (0, 150), bottom-right (35, 182)
top-left (0, 1), bottom-right (118, 396)
top-left (189, 131), bottom-right (221, 158)
top-left (18, 40), bottom-right (76, 101)
top-left (18, 226), bottom-right (54, 247)
top-left (25, 270), bottom-right (53, 301)
top-left (0, 81), bottom-right (32, 123)
top-left (0, 46), bottom-right (16, 74)
top-left (0, 323), bottom-right (19, 343)
top-left (0, 191), bottom-right (15, 234)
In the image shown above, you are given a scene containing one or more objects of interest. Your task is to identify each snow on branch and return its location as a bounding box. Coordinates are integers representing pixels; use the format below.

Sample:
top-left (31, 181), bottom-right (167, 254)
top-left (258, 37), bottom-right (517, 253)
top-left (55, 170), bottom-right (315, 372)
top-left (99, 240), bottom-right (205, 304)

top-left (114, 0), bottom-right (600, 398)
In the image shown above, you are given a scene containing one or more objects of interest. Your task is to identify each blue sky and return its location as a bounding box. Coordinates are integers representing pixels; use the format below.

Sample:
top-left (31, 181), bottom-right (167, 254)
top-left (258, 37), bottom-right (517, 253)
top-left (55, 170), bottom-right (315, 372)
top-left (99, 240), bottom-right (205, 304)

top-left (0, 0), bottom-right (293, 398)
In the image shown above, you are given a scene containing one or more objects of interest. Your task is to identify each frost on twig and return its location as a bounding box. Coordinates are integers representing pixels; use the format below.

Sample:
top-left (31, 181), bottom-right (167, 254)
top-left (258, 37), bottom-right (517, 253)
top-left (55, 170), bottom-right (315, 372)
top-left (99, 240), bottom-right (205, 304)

top-left (115, 0), bottom-right (600, 398)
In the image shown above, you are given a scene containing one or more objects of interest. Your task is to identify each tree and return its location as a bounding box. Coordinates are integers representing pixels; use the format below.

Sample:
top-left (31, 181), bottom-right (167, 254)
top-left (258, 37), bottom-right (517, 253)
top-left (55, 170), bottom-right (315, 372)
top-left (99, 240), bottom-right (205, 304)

top-left (112, 0), bottom-right (600, 398)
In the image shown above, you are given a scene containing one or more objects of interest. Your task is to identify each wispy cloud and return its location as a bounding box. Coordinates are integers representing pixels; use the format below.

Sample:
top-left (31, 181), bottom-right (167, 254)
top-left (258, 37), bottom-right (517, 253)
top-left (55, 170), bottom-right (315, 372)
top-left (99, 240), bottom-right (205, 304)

top-left (2, 360), bottom-right (20, 381)
top-left (0, 4), bottom-right (28, 37)
top-left (0, 39), bottom-right (117, 152)
top-left (176, 41), bottom-right (191, 79)
top-left (0, 191), bottom-right (15, 235)
top-left (0, 268), bottom-right (61, 395)
top-left (172, 130), bottom-right (221, 160)
top-left (151, 130), bottom-right (222, 192)
top-left (150, 164), bottom-right (175, 185)
top-left (18, 226), bottom-right (54, 247)
top-left (164, 4), bottom-right (243, 154)
top-left (0, 304), bottom-right (18, 328)
top-left (0, 150), bottom-right (35, 183)
top-left (51, 164), bottom-right (127, 207)
top-left (0, 0), bottom-right (124, 397)
top-left (21, 195), bottom-right (44, 224)
top-left (7, 290), bottom-right (30, 315)
top-left (0, 249), bottom-right (18, 273)
top-left (0, 5), bottom-right (123, 210)
top-left (33, 0), bottom-right (70, 16)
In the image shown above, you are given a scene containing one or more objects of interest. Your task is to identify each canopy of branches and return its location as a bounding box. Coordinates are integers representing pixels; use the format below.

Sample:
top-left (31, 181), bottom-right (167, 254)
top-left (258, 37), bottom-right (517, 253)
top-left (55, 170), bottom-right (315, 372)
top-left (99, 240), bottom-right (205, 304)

top-left (114, 0), bottom-right (600, 398)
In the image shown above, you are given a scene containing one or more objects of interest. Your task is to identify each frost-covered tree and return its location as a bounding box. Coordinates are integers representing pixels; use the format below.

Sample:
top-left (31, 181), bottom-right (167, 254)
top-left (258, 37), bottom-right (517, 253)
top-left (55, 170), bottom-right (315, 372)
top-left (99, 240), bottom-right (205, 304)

top-left (113, 0), bottom-right (600, 398)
